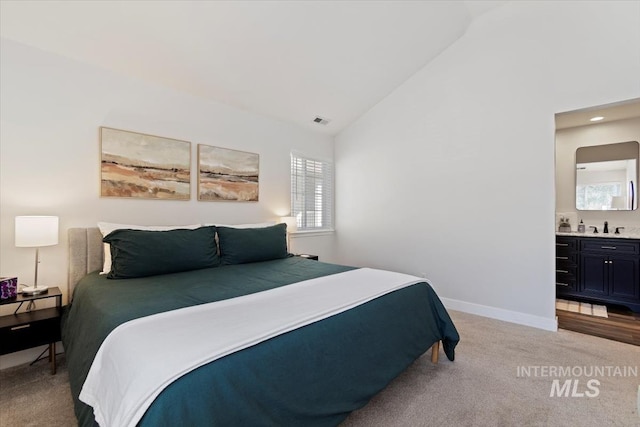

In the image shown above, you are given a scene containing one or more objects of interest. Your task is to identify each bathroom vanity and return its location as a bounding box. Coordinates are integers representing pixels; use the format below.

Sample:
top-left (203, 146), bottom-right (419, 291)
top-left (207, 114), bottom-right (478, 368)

top-left (556, 233), bottom-right (640, 312)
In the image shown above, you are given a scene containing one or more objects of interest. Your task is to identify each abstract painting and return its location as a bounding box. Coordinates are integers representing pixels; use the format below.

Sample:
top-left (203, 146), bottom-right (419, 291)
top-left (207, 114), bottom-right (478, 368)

top-left (100, 127), bottom-right (191, 200)
top-left (198, 144), bottom-right (259, 201)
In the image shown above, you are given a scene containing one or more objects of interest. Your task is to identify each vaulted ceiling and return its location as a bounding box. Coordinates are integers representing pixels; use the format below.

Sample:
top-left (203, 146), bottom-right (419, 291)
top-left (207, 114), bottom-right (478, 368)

top-left (1, 1), bottom-right (507, 135)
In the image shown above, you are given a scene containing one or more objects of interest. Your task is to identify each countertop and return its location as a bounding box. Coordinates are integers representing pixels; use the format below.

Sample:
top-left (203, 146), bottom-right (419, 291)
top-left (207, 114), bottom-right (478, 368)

top-left (556, 231), bottom-right (640, 240)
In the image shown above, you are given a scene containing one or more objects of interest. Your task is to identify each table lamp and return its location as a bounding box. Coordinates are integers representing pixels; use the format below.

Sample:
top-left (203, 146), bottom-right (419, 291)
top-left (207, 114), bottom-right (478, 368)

top-left (15, 216), bottom-right (59, 295)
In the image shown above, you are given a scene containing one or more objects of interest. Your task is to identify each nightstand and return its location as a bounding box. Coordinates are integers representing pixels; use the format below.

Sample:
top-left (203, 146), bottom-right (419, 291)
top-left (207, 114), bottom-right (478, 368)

top-left (297, 254), bottom-right (319, 261)
top-left (0, 287), bottom-right (62, 374)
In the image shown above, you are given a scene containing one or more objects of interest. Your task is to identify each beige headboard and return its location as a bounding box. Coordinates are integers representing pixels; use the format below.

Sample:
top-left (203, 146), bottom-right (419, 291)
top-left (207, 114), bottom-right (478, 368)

top-left (68, 227), bottom-right (104, 299)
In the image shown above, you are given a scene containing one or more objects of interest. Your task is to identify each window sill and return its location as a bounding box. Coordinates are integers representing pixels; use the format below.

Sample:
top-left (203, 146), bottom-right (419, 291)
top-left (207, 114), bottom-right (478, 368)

top-left (290, 229), bottom-right (335, 238)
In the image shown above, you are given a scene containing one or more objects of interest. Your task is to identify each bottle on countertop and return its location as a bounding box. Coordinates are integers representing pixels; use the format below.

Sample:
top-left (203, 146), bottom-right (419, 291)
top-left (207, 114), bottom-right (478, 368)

top-left (578, 219), bottom-right (585, 233)
top-left (603, 221), bottom-right (609, 234)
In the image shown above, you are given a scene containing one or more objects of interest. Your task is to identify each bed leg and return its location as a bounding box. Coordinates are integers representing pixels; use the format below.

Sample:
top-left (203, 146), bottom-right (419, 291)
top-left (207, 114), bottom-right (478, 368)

top-left (431, 341), bottom-right (439, 364)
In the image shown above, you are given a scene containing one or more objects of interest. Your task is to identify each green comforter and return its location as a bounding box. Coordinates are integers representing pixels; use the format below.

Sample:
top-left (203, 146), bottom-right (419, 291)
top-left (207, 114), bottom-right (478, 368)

top-left (61, 257), bottom-right (459, 426)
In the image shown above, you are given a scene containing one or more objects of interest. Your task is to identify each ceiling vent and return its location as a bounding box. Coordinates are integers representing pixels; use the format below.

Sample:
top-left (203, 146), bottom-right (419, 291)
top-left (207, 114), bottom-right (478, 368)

top-left (312, 116), bottom-right (331, 125)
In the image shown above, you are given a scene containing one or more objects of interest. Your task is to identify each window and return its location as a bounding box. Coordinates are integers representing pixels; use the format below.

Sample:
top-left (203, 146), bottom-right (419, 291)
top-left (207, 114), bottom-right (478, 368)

top-left (576, 182), bottom-right (622, 210)
top-left (290, 152), bottom-right (334, 231)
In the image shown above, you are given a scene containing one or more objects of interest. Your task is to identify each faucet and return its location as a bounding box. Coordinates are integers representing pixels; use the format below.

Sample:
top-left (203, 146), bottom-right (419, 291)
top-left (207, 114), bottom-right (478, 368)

top-left (589, 226), bottom-right (598, 234)
top-left (603, 221), bottom-right (609, 234)
top-left (615, 227), bottom-right (625, 235)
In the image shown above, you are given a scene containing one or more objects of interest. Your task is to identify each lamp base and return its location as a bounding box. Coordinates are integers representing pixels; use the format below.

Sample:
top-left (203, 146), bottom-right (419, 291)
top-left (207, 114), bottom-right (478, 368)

top-left (21, 286), bottom-right (49, 295)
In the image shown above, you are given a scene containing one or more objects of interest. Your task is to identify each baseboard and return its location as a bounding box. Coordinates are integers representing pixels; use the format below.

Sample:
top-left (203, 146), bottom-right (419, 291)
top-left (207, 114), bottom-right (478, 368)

top-left (440, 297), bottom-right (558, 332)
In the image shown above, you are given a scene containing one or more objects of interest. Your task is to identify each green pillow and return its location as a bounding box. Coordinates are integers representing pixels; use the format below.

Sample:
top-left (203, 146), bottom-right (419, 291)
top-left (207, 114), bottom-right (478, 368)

top-left (217, 223), bottom-right (288, 265)
top-left (104, 226), bottom-right (219, 279)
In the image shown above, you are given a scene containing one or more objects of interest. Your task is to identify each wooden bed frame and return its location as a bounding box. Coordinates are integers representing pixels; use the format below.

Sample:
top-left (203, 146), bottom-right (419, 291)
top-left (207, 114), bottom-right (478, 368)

top-left (66, 227), bottom-right (440, 364)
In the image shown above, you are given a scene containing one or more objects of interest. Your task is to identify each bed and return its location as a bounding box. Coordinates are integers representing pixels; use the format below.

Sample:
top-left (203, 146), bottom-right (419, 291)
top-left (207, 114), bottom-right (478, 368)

top-left (62, 225), bottom-right (459, 427)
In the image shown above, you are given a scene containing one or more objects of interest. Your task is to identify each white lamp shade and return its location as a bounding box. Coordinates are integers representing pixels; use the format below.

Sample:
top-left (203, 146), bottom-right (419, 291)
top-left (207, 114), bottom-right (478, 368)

top-left (280, 216), bottom-right (298, 233)
top-left (15, 216), bottom-right (59, 247)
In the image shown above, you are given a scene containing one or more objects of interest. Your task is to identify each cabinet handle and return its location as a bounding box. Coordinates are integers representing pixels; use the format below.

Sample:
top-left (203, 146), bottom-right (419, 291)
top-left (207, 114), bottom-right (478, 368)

top-left (556, 256), bottom-right (569, 260)
top-left (601, 246), bottom-right (616, 250)
top-left (556, 243), bottom-right (569, 247)
top-left (10, 324), bottom-right (30, 331)
top-left (556, 282), bottom-right (569, 287)
top-left (556, 269), bottom-right (569, 273)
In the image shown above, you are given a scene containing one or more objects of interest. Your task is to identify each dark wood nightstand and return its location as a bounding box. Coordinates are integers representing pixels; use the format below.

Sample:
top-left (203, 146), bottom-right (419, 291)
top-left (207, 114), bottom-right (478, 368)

top-left (297, 254), bottom-right (319, 261)
top-left (0, 287), bottom-right (62, 374)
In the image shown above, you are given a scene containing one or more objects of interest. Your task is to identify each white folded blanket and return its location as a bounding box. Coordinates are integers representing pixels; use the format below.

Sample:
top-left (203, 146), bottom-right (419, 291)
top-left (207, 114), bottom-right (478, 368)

top-left (80, 267), bottom-right (424, 427)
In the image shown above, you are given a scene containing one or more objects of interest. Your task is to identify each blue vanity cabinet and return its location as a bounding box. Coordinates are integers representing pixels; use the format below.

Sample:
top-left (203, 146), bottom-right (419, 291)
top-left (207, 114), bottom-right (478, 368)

top-left (556, 235), bottom-right (640, 313)
top-left (580, 239), bottom-right (640, 304)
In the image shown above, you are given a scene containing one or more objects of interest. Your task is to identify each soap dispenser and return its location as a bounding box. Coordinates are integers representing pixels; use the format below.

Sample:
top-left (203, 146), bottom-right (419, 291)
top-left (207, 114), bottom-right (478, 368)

top-left (578, 219), bottom-right (585, 233)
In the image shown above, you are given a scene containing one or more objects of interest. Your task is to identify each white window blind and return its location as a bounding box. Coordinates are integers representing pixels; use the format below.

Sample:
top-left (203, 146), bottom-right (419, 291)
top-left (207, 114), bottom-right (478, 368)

top-left (290, 153), bottom-right (334, 231)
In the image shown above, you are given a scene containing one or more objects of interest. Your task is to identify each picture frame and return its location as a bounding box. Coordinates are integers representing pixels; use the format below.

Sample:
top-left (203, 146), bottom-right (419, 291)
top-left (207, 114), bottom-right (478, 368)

top-left (100, 127), bottom-right (191, 200)
top-left (197, 144), bottom-right (259, 201)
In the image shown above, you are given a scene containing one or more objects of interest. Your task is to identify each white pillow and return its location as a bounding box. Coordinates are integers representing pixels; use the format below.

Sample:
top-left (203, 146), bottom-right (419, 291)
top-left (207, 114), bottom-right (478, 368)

top-left (97, 222), bottom-right (202, 274)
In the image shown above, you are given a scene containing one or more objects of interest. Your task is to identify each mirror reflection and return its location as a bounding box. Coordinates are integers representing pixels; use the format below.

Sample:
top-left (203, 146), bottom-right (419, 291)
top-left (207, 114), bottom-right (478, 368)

top-left (575, 141), bottom-right (639, 211)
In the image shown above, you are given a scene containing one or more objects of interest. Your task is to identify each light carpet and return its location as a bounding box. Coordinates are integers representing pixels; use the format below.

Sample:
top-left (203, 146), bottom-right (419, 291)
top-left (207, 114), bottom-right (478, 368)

top-left (1, 310), bottom-right (638, 426)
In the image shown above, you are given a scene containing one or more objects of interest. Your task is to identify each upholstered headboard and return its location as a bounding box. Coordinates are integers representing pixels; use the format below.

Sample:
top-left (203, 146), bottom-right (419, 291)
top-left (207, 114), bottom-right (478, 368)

top-left (68, 227), bottom-right (104, 299)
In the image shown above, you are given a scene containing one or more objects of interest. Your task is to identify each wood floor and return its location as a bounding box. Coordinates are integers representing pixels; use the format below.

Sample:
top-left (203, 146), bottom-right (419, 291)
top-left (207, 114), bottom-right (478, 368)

top-left (557, 305), bottom-right (640, 346)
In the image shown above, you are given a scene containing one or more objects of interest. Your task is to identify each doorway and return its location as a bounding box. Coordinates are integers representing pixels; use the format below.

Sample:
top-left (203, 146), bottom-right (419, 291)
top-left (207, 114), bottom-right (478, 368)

top-left (554, 98), bottom-right (640, 345)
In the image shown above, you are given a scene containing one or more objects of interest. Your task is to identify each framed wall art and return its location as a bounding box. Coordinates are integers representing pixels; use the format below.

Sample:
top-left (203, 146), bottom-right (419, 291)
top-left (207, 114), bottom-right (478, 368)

top-left (198, 144), bottom-right (259, 201)
top-left (100, 127), bottom-right (191, 200)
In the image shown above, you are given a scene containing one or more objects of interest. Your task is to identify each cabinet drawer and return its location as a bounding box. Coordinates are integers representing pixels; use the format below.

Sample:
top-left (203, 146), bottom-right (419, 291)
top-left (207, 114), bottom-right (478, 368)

top-left (556, 237), bottom-right (578, 251)
top-left (0, 310), bottom-right (61, 355)
top-left (556, 265), bottom-right (577, 277)
top-left (556, 252), bottom-right (578, 266)
top-left (581, 239), bottom-right (640, 255)
top-left (556, 281), bottom-right (576, 291)
top-left (556, 272), bottom-right (576, 287)
top-left (556, 246), bottom-right (577, 257)
top-left (556, 272), bottom-right (576, 291)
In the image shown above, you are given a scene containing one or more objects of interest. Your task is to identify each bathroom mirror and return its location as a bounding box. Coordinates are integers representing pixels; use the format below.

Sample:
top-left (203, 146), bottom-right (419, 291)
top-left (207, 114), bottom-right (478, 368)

top-left (575, 141), bottom-right (639, 211)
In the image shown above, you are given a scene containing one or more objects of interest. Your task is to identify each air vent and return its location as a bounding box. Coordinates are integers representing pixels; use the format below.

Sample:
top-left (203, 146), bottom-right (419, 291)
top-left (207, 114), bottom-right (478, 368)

top-left (312, 116), bottom-right (331, 125)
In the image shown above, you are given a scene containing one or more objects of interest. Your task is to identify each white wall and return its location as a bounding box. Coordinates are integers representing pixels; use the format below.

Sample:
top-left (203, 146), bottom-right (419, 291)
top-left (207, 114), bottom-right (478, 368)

top-left (556, 117), bottom-right (640, 230)
top-left (334, 1), bottom-right (640, 330)
top-left (0, 39), bottom-right (335, 367)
